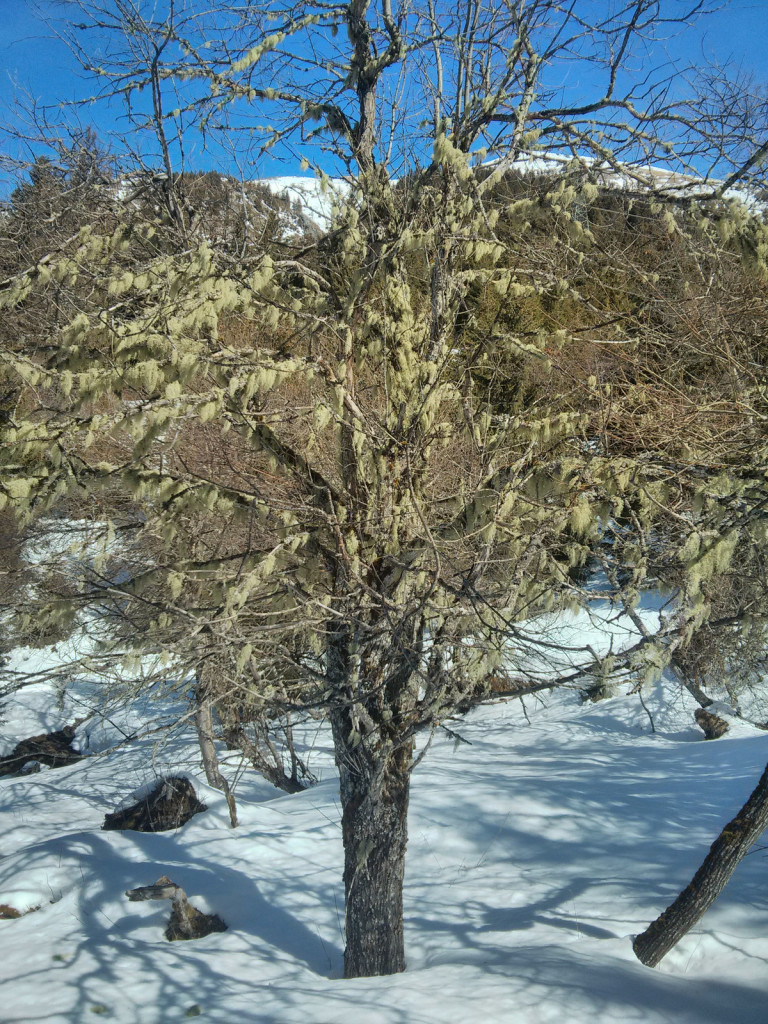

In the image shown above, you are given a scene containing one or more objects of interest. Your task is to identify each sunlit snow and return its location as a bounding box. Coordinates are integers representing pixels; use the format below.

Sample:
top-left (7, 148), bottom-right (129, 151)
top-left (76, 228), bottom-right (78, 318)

top-left (1, 623), bottom-right (767, 1022)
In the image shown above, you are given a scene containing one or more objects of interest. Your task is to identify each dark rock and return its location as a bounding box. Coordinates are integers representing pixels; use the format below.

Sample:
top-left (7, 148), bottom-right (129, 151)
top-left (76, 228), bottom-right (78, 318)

top-left (0, 722), bottom-right (85, 776)
top-left (695, 707), bottom-right (729, 740)
top-left (103, 776), bottom-right (207, 832)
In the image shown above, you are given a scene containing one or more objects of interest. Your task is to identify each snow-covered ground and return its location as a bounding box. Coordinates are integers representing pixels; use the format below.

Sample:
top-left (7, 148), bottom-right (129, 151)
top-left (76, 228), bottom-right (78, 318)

top-left (1, 651), bottom-right (767, 1023)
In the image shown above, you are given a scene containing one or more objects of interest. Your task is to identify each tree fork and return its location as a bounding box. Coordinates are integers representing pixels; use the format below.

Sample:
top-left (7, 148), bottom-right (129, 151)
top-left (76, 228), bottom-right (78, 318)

top-left (633, 758), bottom-right (768, 968)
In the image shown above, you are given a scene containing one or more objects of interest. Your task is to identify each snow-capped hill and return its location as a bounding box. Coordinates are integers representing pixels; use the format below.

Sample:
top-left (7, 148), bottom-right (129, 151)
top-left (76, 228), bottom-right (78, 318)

top-left (502, 151), bottom-right (764, 210)
top-left (259, 156), bottom-right (763, 234)
top-left (258, 174), bottom-right (349, 231)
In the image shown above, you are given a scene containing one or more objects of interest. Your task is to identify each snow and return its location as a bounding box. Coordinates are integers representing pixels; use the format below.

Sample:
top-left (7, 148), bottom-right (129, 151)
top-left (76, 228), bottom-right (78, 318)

top-left (2, 528), bottom-right (767, 1020)
top-left (257, 156), bottom-right (764, 236)
top-left (499, 152), bottom-right (765, 210)
top-left (2, 638), bottom-right (768, 1023)
top-left (259, 175), bottom-right (350, 230)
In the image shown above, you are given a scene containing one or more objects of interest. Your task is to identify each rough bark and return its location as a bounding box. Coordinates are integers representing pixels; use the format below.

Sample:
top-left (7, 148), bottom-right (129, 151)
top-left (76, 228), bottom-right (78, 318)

top-left (671, 656), bottom-right (714, 709)
top-left (634, 758), bottom-right (768, 967)
top-left (331, 708), bottom-right (412, 978)
top-left (682, 676), bottom-right (714, 709)
top-left (694, 707), bottom-right (729, 740)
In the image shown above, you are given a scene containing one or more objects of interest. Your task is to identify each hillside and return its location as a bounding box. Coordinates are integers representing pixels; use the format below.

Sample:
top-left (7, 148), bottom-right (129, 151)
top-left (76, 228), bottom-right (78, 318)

top-left (1, 627), bottom-right (767, 1023)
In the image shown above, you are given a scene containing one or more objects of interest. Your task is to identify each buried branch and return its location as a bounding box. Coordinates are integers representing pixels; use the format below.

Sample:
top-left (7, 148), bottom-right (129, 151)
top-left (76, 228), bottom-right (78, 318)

top-left (126, 876), bottom-right (227, 941)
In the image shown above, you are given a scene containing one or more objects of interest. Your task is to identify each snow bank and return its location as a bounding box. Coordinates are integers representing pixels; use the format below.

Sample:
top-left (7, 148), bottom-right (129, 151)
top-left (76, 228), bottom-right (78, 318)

top-left (1, 663), bottom-right (767, 1023)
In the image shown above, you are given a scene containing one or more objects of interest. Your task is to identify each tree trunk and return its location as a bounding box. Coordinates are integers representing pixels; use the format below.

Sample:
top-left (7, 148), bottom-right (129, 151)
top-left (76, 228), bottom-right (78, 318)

top-left (672, 656), bottom-right (713, 709)
top-left (634, 758), bottom-right (768, 967)
top-left (193, 681), bottom-right (238, 828)
top-left (332, 710), bottom-right (412, 978)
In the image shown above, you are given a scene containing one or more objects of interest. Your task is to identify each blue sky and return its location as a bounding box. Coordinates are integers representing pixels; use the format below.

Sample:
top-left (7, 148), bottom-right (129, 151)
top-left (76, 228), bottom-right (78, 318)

top-left (0, 0), bottom-right (766, 191)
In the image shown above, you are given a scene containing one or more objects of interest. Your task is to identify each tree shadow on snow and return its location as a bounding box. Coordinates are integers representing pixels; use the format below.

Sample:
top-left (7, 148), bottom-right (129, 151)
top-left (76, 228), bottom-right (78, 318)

top-left (0, 826), bottom-right (343, 1022)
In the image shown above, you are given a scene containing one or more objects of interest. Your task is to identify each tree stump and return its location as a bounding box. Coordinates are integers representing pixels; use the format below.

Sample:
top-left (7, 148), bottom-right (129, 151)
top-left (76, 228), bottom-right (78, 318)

top-left (125, 876), bottom-right (227, 941)
top-left (103, 776), bottom-right (207, 832)
top-left (695, 708), bottom-right (729, 740)
top-left (0, 722), bottom-right (84, 776)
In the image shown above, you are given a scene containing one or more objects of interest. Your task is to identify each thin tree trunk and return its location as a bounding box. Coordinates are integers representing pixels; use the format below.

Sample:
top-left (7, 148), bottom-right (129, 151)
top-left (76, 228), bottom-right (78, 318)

top-left (682, 676), bottom-right (714, 709)
top-left (332, 710), bottom-right (412, 978)
top-left (193, 681), bottom-right (238, 828)
top-left (634, 758), bottom-right (768, 967)
top-left (220, 719), bottom-right (306, 794)
top-left (672, 656), bottom-right (713, 709)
